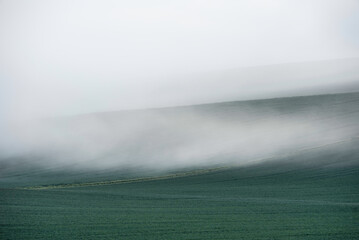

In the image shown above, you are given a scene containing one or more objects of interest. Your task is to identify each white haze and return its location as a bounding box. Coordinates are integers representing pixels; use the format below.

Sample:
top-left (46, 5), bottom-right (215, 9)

top-left (1, 0), bottom-right (359, 121)
top-left (2, 102), bottom-right (358, 171)
top-left (0, 0), bottom-right (359, 172)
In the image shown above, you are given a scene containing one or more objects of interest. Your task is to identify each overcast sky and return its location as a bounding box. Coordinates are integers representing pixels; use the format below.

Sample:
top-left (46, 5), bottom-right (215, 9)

top-left (1, 0), bottom-right (359, 121)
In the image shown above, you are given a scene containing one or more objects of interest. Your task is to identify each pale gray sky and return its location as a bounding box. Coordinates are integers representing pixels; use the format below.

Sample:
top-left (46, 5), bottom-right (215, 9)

top-left (1, 0), bottom-right (359, 121)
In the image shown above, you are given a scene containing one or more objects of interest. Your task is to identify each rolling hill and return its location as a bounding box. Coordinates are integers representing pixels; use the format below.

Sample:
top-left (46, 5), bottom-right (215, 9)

top-left (1, 91), bottom-right (359, 239)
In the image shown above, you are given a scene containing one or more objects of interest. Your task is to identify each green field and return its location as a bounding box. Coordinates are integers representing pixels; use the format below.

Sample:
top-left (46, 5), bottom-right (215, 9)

top-left (1, 92), bottom-right (359, 239)
top-left (1, 155), bottom-right (359, 239)
top-left (2, 140), bottom-right (359, 239)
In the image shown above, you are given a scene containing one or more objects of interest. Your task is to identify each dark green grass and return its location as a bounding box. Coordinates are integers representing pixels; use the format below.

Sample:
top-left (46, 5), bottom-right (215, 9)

top-left (1, 161), bottom-right (359, 240)
top-left (1, 92), bottom-right (359, 239)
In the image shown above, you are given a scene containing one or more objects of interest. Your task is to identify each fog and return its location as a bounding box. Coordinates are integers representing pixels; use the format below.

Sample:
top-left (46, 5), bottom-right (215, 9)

top-left (1, 1), bottom-right (359, 173)
top-left (1, 0), bottom-right (359, 121)
top-left (2, 93), bottom-right (358, 172)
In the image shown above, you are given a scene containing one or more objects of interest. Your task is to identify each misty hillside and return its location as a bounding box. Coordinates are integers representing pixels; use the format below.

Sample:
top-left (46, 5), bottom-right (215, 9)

top-left (1, 92), bottom-right (359, 187)
top-left (153, 58), bottom-right (359, 106)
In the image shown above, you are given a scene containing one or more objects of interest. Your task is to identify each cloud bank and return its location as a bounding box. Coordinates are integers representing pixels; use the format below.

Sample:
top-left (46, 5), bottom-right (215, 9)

top-left (1, 0), bottom-right (359, 121)
top-left (2, 93), bottom-right (358, 171)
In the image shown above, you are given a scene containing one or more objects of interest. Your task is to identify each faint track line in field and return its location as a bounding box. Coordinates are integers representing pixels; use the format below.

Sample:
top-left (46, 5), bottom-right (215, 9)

top-left (20, 167), bottom-right (229, 190)
top-left (21, 136), bottom-right (359, 190)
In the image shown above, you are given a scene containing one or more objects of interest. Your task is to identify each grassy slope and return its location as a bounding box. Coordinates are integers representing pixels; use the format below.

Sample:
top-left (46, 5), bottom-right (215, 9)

top-left (1, 164), bottom-right (358, 239)
top-left (1, 140), bottom-right (359, 240)
top-left (1, 92), bottom-right (359, 239)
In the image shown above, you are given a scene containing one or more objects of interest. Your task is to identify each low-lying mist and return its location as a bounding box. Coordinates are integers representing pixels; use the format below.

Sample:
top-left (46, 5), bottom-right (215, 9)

top-left (2, 93), bottom-right (359, 174)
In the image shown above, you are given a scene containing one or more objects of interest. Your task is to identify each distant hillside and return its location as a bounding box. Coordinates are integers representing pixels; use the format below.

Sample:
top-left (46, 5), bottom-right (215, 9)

top-left (1, 92), bottom-right (359, 188)
top-left (151, 58), bottom-right (359, 107)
